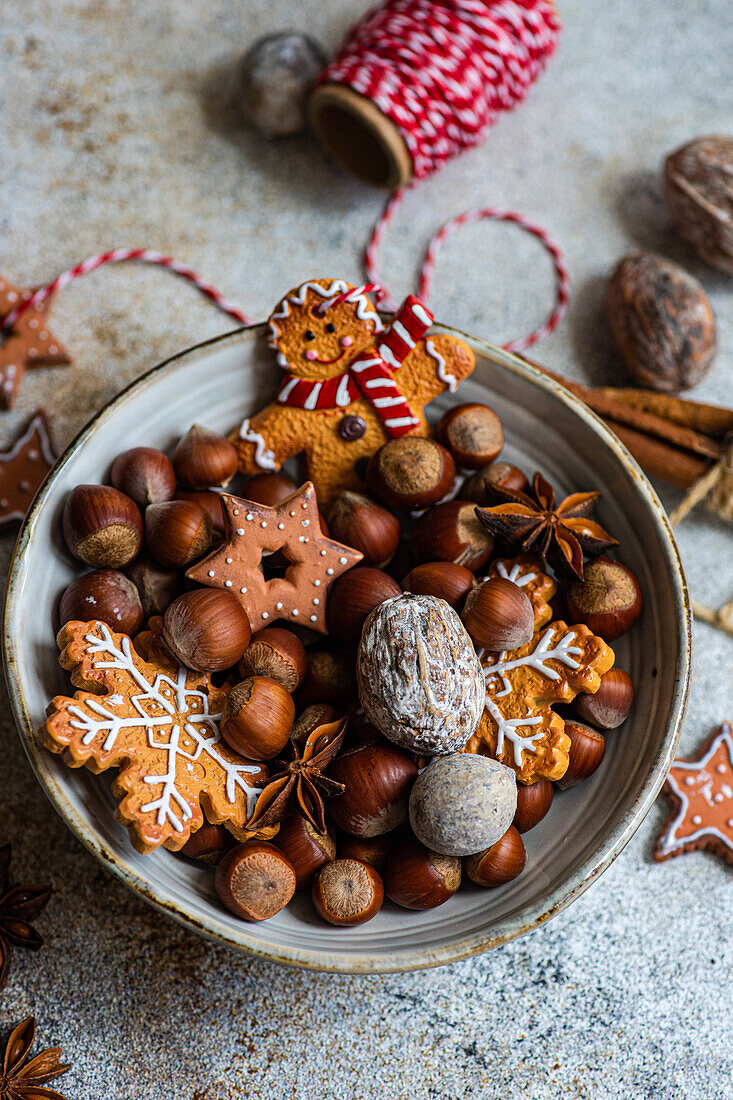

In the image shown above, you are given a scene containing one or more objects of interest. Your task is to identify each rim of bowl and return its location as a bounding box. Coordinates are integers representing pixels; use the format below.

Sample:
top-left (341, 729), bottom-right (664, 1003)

top-left (3, 323), bottom-right (691, 974)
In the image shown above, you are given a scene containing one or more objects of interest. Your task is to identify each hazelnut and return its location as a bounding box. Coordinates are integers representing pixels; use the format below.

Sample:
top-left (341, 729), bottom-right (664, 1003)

top-left (327, 739), bottom-right (418, 837)
top-left (436, 403), bottom-right (504, 470)
top-left (566, 557), bottom-right (642, 641)
top-left (556, 721), bottom-right (606, 790)
top-left (461, 577), bottom-right (534, 651)
top-left (296, 650), bottom-right (356, 708)
top-left (175, 489), bottom-right (226, 535)
top-left (663, 136), bottom-right (733, 273)
top-left (145, 499), bottom-right (212, 569)
top-left (312, 858), bottom-right (383, 926)
top-left (459, 461), bottom-right (529, 503)
top-left (327, 567), bottom-right (401, 646)
top-left (383, 836), bottom-right (461, 910)
top-left (273, 813), bottom-right (335, 889)
top-left (327, 491), bottom-right (400, 567)
top-left (409, 753), bottom-right (517, 857)
top-left (573, 668), bottom-right (634, 729)
top-left (125, 552), bottom-right (183, 618)
top-left (513, 778), bottom-right (554, 833)
top-left (337, 832), bottom-right (394, 873)
top-left (59, 569), bottom-right (144, 635)
top-left (110, 446), bottom-right (176, 509)
top-left (238, 627), bottom-right (307, 693)
top-left (181, 822), bottom-right (235, 864)
top-left (402, 561), bottom-right (474, 610)
top-left (366, 436), bottom-right (455, 511)
top-left (607, 253), bottom-right (716, 392)
top-left (215, 841), bottom-right (296, 921)
top-left (63, 484), bottom-right (143, 568)
top-left (173, 424), bottom-right (238, 489)
top-left (243, 472), bottom-right (297, 506)
top-left (412, 500), bottom-right (493, 571)
top-left (162, 588), bottom-right (252, 672)
top-left (221, 676), bottom-right (295, 759)
top-left (465, 826), bottom-right (526, 887)
top-left (291, 703), bottom-right (343, 748)
top-left (357, 594), bottom-right (484, 755)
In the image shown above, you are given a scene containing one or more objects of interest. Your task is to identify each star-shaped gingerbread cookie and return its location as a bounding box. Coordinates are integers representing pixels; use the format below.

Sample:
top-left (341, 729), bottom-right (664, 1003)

top-left (0, 276), bottom-right (70, 408)
top-left (655, 722), bottom-right (733, 865)
top-left (186, 482), bottom-right (363, 633)
top-left (0, 410), bottom-right (56, 528)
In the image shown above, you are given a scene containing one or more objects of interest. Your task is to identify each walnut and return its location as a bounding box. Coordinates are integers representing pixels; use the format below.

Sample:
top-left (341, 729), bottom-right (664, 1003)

top-left (607, 253), bottom-right (717, 393)
top-left (663, 136), bottom-right (733, 273)
top-left (356, 593), bottom-right (484, 755)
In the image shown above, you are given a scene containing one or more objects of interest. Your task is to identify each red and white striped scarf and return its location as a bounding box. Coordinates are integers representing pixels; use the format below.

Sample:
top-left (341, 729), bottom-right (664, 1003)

top-left (276, 295), bottom-right (433, 438)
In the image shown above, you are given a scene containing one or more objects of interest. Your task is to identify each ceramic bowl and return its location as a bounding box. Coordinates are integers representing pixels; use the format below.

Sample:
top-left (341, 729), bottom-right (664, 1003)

top-left (3, 324), bottom-right (690, 973)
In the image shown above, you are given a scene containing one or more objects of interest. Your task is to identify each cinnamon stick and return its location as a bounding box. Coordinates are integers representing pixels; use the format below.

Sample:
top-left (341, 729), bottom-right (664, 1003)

top-left (594, 388), bottom-right (733, 439)
top-left (600, 420), bottom-right (709, 490)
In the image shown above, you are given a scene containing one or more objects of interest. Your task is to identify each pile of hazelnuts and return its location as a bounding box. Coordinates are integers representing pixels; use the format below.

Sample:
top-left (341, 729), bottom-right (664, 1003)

top-left (55, 402), bottom-right (641, 928)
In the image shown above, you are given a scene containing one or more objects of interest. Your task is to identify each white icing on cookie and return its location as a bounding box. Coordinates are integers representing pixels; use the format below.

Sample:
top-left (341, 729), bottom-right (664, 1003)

top-left (425, 338), bottom-right (456, 392)
top-left (238, 419), bottom-right (277, 470)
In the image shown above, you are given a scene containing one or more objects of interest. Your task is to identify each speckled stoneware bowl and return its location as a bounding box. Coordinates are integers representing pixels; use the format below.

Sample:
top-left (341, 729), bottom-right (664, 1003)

top-left (3, 324), bottom-right (691, 973)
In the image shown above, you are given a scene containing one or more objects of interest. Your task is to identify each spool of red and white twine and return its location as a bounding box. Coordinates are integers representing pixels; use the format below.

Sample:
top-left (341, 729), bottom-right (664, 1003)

top-left (1, 0), bottom-right (568, 355)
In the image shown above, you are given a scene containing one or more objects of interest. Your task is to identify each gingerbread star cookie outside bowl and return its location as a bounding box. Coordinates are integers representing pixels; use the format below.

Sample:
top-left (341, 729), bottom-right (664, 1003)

top-left (232, 278), bottom-right (476, 509)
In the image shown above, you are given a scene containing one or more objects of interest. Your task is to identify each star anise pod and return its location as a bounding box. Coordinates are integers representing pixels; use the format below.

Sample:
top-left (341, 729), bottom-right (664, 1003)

top-left (0, 1016), bottom-right (70, 1100)
top-left (0, 844), bottom-right (52, 993)
top-left (475, 471), bottom-right (618, 580)
top-left (245, 718), bottom-right (347, 834)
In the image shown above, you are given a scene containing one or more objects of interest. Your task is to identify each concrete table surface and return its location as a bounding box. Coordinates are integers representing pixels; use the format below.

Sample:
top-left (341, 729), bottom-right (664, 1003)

top-left (1, 1), bottom-right (732, 1097)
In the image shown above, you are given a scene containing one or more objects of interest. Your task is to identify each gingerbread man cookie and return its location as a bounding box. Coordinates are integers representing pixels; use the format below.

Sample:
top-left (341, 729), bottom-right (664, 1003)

top-left (187, 482), bottom-right (363, 633)
top-left (0, 276), bottom-right (70, 408)
top-left (232, 278), bottom-right (475, 508)
top-left (463, 556), bottom-right (614, 783)
top-left (0, 411), bottom-right (56, 528)
top-left (41, 620), bottom-right (269, 853)
top-left (655, 723), bottom-right (733, 865)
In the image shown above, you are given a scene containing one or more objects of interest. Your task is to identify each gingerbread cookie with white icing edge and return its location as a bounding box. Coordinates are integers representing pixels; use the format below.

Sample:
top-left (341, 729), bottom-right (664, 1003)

top-left (232, 278), bottom-right (475, 509)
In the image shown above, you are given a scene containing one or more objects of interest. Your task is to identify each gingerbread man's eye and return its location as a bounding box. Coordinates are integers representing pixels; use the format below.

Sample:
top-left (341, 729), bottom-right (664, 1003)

top-left (326, 323), bottom-right (336, 334)
top-left (305, 330), bottom-right (316, 341)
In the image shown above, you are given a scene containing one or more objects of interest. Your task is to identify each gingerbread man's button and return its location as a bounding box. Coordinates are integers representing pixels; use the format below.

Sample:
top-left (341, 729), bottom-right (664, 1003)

top-left (338, 415), bottom-right (366, 441)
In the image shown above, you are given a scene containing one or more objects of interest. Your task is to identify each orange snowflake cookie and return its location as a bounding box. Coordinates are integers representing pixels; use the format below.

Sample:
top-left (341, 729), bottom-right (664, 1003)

top-left (41, 620), bottom-right (269, 853)
top-left (464, 557), bottom-right (615, 784)
top-left (232, 278), bottom-right (475, 508)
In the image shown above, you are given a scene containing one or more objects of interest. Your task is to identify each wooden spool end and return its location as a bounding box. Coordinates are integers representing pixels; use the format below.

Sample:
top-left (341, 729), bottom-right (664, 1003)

top-left (308, 83), bottom-right (413, 189)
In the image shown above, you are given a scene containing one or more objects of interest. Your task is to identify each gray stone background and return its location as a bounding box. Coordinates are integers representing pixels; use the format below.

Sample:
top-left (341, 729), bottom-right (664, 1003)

top-left (1, 1), bottom-right (732, 1097)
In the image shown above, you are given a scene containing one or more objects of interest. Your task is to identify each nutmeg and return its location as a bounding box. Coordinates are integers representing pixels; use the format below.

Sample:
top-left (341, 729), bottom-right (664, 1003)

top-left (173, 424), bottom-right (238, 489)
top-left (327, 739), bottom-right (418, 837)
top-left (458, 461), bottom-right (529, 503)
top-left (312, 858), bottom-right (383, 926)
top-left (222, 675), bottom-right (295, 760)
top-left (327, 567), bottom-right (401, 645)
top-left (63, 484), bottom-right (143, 568)
top-left (402, 561), bottom-right (474, 610)
top-left (383, 836), bottom-right (461, 910)
top-left (125, 552), bottom-right (183, 618)
top-left (512, 778), bottom-right (553, 833)
top-left (215, 841), bottom-right (296, 921)
top-left (59, 569), bottom-right (144, 635)
top-left (366, 436), bottom-right (455, 511)
top-left (465, 826), bottom-right (526, 887)
top-left (274, 813), bottom-right (335, 889)
top-left (110, 446), bottom-right (176, 509)
top-left (663, 136), bottom-right (733, 273)
top-left (556, 721), bottom-right (606, 789)
top-left (181, 822), bottom-right (235, 864)
top-left (145, 499), bottom-right (212, 569)
top-left (357, 594), bottom-right (485, 755)
top-left (162, 588), bottom-right (252, 672)
top-left (436, 403), bottom-right (504, 470)
top-left (412, 500), bottom-right (493, 571)
top-left (461, 577), bottom-right (534, 651)
top-left (327, 491), bottom-right (400, 567)
top-left (296, 650), bottom-right (356, 708)
top-left (238, 627), bottom-right (307, 693)
top-left (566, 557), bottom-right (642, 641)
top-left (607, 253), bottom-right (716, 392)
top-left (573, 668), bottom-right (634, 729)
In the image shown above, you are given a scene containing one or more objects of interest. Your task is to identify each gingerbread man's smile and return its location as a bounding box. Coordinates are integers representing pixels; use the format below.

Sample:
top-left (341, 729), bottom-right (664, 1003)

top-left (305, 348), bottom-right (347, 365)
